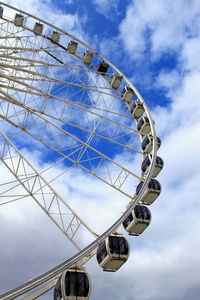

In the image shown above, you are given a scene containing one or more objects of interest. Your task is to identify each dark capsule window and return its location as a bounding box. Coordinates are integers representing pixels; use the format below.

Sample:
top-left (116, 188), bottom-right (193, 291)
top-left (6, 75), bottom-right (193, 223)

top-left (157, 137), bottom-right (161, 146)
top-left (130, 101), bottom-right (137, 114)
top-left (123, 212), bottom-right (133, 229)
top-left (109, 236), bottom-right (129, 255)
top-left (142, 136), bottom-right (150, 151)
top-left (134, 205), bottom-right (151, 220)
top-left (97, 241), bottom-right (107, 264)
top-left (141, 155), bottom-right (151, 172)
top-left (148, 179), bottom-right (161, 191)
top-left (156, 156), bottom-right (164, 166)
top-left (54, 276), bottom-right (62, 300)
top-left (65, 271), bottom-right (89, 297)
top-left (136, 181), bottom-right (144, 195)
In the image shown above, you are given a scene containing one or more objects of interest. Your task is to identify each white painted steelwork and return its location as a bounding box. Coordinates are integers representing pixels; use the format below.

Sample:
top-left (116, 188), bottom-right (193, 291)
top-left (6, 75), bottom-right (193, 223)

top-left (0, 2), bottom-right (161, 299)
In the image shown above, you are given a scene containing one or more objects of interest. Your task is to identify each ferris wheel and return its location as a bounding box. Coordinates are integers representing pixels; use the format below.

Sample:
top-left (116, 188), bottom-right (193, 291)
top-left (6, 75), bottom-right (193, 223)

top-left (0, 2), bottom-right (163, 299)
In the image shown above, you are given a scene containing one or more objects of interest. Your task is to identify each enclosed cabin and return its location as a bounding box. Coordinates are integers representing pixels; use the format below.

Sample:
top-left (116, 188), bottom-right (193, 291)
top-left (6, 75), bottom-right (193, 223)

top-left (110, 74), bottom-right (123, 89)
top-left (141, 155), bottom-right (164, 178)
top-left (96, 233), bottom-right (129, 271)
top-left (136, 179), bottom-right (161, 205)
top-left (14, 14), bottom-right (24, 27)
top-left (33, 22), bottom-right (44, 35)
top-left (142, 136), bottom-right (161, 154)
top-left (130, 101), bottom-right (145, 119)
top-left (96, 62), bottom-right (109, 75)
top-left (0, 6), bottom-right (3, 18)
top-left (51, 31), bottom-right (61, 44)
top-left (67, 41), bottom-right (78, 54)
top-left (123, 205), bottom-right (151, 235)
top-left (83, 51), bottom-right (94, 65)
top-left (121, 86), bottom-right (134, 103)
top-left (54, 267), bottom-right (91, 300)
top-left (137, 116), bottom-right (151, 134)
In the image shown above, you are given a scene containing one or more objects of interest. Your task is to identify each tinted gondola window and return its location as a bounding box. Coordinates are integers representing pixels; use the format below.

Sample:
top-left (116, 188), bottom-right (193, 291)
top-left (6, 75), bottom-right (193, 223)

top-left (137, 118), bottom-right (144, 131)
top-left (157, 137), bottom-right (161, 144)
top-left (109, 236), bottom-right (119, 254)
top-left (77, 273), bottom-right (89, 297)
top-left (65, 272), bottom-right (75, 296)
top-left (148, 179), bottom-right (161, 191)
top-left (109, 236), bottom-right (129, 255)
top-left (134, 205), bottom-right (151, 220)
top-left (156, 156), bottom-right (164, 166)
top-left (65, 271), bottom-right (89, 297)
top-left (118, 237), bottom-right (129, 255)
top-left (136, 181), bottom-right (144, 195)
top-left (54, 276), bottom-right (62, 300)
top-left (123, 212), bottom-right (133, 228)
top-left (130, 102), bottom-right (136, 114)
top-left (141, 155), bottom-right (151, 172)
top-left (97, 241), bottom-right (107, 264)
top-left (142, 136), bottom-right (150, 150)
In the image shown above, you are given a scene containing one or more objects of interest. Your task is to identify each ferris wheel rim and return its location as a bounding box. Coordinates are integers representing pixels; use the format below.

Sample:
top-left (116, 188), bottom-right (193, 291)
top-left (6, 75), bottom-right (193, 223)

top-left (0, 2), bottom-right (158, 299)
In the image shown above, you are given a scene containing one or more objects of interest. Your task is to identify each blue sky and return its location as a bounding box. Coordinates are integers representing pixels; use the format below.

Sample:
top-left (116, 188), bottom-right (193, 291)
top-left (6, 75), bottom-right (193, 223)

top-left (1, 0), bottom-right (200, 299)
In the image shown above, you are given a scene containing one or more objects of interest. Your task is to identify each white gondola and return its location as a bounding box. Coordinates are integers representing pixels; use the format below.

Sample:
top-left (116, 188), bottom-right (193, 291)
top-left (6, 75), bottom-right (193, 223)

top-left (141, 155), bottom-right (164, 177)
top-left (121, 86), bottom-right (134, 103)
top-left (137, 116), bottom-right (151, 134)
top-left (136, 179), bottom-right (161, 205)
top-left (142, 136), bottom-right (161, 154)
top-left (130, 101), bottom-right (145, 119)
top-left (83, 51), bottom-right (94, 64)
top-left (54, 267), bottom-right (91, 300)
top-left (67, 41), bottom-right (78, 54)
top-left (96, 233), bottom-right (129, 271)
top-left (51, 31), bottom-right (60, 43)
top-left (33, 22), bottom-right (44, 35)
top-left (0, 6), bottom-right (3, 18)
top-left (123, 205), bottom-right (151, 235)
top-left (110, 74), bottom-right (123, 89)
top-left (14, 14), bottom-right (24, 27)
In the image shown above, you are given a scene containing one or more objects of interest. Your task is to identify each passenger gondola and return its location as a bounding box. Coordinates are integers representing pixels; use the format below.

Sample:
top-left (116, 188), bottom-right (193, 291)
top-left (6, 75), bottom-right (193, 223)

top-left (136, 179), bottom-right (161, 205)
top-left (96, 62), bottom-right (109, 75)
top-left (137, 116), bottom-right (151, 134)
top-left (142, 136), bottom-right (161, 153)
top-left (141, 155), bottom-right (164, 177)
top-left (123, 205), bottom-right (151, 235)
top-left (110, 74), bottom-right (123, 89)
top-left (54, 267), bottom-right (91, 300)
top-left (33, 22), bottom-right (44, 35)
top-left (51, 31), bottom-right (61, 44)
top-left (67, 41), bottom-right (78, 54)
top-left (96, 233), bottom-right (129, 271)
top-left (121, 86), bottom-right (134, 103)
top-left (130, 101), bottom-right (144, 119)
top-left (83, 51), bottom-right (94, 64)
top-left (14, 14), bottom-right (24, 27)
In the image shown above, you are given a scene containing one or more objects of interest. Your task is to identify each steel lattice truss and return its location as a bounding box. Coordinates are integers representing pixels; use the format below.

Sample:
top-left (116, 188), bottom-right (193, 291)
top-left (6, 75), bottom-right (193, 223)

top-left (0, 2), bottom-right (158, 299)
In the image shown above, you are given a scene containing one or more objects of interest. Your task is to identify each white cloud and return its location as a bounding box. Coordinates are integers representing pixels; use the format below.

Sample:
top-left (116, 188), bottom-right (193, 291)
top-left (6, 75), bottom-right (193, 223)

top-left (92, 0), bottom-right (120, 17)
top-left (119, 0), bottom-right (200, 60)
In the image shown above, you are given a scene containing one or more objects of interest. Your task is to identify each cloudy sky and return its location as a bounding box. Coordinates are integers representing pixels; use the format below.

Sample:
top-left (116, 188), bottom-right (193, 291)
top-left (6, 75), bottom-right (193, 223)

top-left (0, 0), bottom-right (200, 299)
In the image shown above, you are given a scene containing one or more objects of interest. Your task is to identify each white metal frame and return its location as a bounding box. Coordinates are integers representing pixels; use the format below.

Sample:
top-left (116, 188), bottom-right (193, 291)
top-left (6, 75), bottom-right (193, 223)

top-left (0, 2), bottom-right (158, 299)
